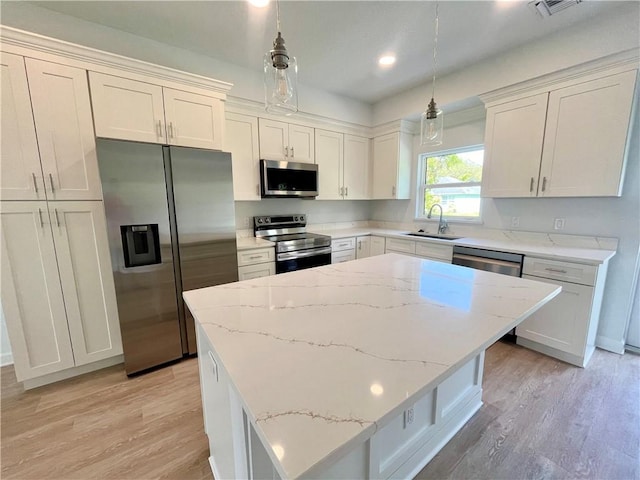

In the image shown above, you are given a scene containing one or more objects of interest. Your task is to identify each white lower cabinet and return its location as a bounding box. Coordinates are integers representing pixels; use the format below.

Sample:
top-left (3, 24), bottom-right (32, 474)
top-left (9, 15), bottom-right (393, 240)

top-left (1, 201), bottom-right (122, 382)
top-left (237, 247), bottom-right (275, 280)
top-left (516, 257), bottom-right (608, 367)
top-left (356, 236), bottom-right (371, 259)
top-left (385, 237), bottom-right (416, 255)
top-left (370, 236), bottom-right (386, 256)
top-left (331, 237), bottom-right (356, 263)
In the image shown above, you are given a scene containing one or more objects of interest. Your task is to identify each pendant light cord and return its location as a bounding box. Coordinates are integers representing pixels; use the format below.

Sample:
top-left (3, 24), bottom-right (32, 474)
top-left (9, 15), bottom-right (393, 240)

top-left (276, 0), bottom-right (281, 33)
top-left (431, 1), bottom-right (439, 100)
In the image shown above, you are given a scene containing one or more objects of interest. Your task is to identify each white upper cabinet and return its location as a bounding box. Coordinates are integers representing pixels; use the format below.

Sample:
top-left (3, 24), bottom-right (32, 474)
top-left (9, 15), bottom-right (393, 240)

top-left (90, 72), bottom-right (225, 150)
top-left (163, 87), bottom-right (224, 150)
top-left (315, 129), bottom-right (344, 200)
top-left (0, 53), bottom-right (43, 201)
top-left (258, 118), bottom-right (315, 163)
top-left (26, 59), bottom-right (102, 201)
top-left (482, 69), bottom-right (637, 198)
top-left (1, 54), bottom-right (101, 201)
top-left (481, 93), bottom-right (548, 198)
top-left (539, 70), bottom-right (637, 197)
top-left (225, 113), bottom-right (261, 200)
top-left (89, 72), bottom-right (166, 144)
top-left (343, 135), bottom-right (371, 200)
top-left (372, 132), bottom-right (411, 199)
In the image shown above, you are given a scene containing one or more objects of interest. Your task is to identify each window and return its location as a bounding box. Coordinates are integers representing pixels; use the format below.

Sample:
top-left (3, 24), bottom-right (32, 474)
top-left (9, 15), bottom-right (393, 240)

top-left (416, 146), bottom-right (484, 221)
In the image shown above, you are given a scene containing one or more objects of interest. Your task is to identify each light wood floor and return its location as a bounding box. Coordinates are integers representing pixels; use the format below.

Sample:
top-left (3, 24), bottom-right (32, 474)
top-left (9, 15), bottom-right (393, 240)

top-left (2, 341), bottom-right (638, 480)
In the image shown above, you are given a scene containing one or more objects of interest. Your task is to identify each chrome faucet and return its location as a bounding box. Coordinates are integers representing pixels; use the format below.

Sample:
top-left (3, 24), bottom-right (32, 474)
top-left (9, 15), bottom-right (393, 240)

top-left (427, 203), bottom-right (448, 234)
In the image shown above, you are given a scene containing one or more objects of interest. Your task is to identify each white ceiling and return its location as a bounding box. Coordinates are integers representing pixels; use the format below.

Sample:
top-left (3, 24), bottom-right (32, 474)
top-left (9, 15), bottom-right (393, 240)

top-left (30, 1), bottom-right (627, 104)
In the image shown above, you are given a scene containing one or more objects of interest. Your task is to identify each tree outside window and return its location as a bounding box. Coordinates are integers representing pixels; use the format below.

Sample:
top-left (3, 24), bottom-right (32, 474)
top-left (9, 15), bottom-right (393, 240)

top-left (417, 147), bottom-right (484, 221)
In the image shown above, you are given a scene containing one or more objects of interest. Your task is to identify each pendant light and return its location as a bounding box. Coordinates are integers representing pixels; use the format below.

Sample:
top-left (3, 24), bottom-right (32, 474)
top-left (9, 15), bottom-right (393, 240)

top-left (264, 0), bottom-right (298, 115)
top-left (420, 1), bottom-right (443, 146)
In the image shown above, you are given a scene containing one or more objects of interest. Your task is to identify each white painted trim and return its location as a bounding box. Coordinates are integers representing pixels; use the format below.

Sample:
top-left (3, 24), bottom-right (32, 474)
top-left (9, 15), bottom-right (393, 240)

top-left (1, 352), bottom-right (13, 367)
top-left (22, 354), bottom-right (123, 389)
top-left (226, 95), bottom-right (371, 137)
top-left (480, 48), bottom-right (639, 106)
top-left (595, 335), bottom-right (626, 355)
top-left (0, 26), bottom-right (233, 96)
top-left (372, 119), bottom-right (419, 137)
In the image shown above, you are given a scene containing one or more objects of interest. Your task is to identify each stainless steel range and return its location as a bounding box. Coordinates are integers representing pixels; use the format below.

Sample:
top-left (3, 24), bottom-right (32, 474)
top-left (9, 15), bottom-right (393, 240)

top-left (254, 214), bottom-right (332, 274)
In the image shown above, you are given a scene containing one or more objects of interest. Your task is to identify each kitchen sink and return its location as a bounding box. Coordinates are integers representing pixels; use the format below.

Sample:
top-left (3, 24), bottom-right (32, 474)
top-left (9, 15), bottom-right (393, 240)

top-left (405, 232), bottom-right (462, 241)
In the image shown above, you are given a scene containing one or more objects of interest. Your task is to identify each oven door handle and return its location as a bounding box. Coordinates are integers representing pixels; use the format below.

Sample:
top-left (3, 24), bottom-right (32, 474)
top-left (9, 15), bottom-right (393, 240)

top-left (277, 246), bottom-right (332, 261)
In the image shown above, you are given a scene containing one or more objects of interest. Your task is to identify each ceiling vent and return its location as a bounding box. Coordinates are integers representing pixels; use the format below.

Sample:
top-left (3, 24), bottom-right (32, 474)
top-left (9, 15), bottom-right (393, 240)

top-left (529, 0), bottom-right (582, 17)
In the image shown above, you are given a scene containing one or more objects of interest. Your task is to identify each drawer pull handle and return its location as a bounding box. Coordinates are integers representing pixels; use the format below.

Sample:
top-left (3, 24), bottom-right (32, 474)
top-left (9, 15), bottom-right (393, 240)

top-left (545, 267), bottom-right (567, 274)
top-left (284, 146), bottom-right (289, 157)
top-left (249, 255), bottom-right (262, 260)
top-left (290, 147), bottom-right (294, 157)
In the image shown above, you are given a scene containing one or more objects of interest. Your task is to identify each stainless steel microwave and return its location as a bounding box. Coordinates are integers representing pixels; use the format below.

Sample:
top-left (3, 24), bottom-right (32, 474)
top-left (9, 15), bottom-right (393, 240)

top-left (260, 159), bottom-right (318, 198)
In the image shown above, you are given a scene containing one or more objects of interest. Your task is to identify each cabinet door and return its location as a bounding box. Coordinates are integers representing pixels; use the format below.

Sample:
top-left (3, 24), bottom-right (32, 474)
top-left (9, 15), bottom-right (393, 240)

top-left (539, 70), bottom-right (637, 197)
top-left (0, 201), bottom-right (74, 381)
top-left (163, 88), bottom-right (224, 150)
top-left (89, 71), bottom-right (166, 144)
top-left (516, 275), bottom-right (592, 357)
top-left (26, 59), bottom-right (102, 201)
top-left (288, 124), bottom-right (315, 163)
top-left (372, 132), bottom-right (407, 199)
top-left (0, 53), bottom-right (44, 201)
top-left (370, 236), bottom-right (386, 256)
top-left (226, 113), bottom-right (260, 200)
top-left (481, 93), bottom-right (548, 198)
top-left (343, 135), bottom-right (370, 200)
top-left (50, 201), bottom-right (123, 366)
top-left (315, 129), bottom-right (343, 200)
top-left (356, 236), bottom-right (371, 259)
top-left (258, 118), bottom-right (288, 160)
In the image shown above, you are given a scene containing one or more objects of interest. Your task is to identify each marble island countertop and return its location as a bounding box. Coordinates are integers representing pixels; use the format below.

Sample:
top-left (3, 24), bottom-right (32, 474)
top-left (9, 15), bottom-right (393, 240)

top-left (184, 254), bottom-right (561, 479)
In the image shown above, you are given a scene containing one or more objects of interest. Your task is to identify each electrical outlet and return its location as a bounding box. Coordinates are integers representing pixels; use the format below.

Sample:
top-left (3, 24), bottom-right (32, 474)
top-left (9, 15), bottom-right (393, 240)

top-left (511, 216), bottom-right (520, 228)
top-left (554, 218), bottom-right (565, 230)
top-left (404, 407), bottom-right (414, 428)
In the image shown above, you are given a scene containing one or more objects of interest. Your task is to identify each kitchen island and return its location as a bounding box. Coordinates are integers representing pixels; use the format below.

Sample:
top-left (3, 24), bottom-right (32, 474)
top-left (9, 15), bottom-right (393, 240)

top-left (184, 253), bottom-right (561, 479)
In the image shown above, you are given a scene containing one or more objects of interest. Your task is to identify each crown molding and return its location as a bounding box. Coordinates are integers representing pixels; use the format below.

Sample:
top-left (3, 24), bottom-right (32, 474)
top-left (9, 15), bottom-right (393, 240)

top-left (372, 119), bottom-right (419, 137)
top-left (0, 25), bottom-right (233, 95)
top-left (226, 95), bottom-right (372, 137)
top-left (480, 48), bottom-right (639, 106)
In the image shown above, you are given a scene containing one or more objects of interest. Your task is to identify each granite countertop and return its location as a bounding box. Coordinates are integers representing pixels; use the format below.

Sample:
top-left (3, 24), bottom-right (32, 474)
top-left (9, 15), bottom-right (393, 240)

top-left (309, 228), bottom-right (615, 265)
top-left (184, 254), bottom-right (561, 479)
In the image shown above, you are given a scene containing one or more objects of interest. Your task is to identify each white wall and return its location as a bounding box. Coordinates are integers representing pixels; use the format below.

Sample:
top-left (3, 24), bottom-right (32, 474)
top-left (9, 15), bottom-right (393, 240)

top-left (0, 2), bottom-right (373, 127)
top-left (373, 1), bottom-right (640, 125)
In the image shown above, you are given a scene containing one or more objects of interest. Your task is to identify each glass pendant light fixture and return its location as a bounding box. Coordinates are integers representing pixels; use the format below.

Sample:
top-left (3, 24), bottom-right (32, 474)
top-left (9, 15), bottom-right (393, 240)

top-left (420, 1), bottom-right (443, 146)
top-left (264, 0), bottom-right (298, 115)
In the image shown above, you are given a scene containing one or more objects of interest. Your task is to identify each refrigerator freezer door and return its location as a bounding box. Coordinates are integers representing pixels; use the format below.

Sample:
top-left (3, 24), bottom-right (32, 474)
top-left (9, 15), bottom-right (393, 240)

top-left (170, 147), bottom-right (239, 354)
top-left (97, 140), bottom-right (183, 374)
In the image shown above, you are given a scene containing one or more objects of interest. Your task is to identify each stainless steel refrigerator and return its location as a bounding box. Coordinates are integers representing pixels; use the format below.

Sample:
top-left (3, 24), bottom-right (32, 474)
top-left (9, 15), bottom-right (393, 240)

top-left (97, 139), bottom-right (238, 375)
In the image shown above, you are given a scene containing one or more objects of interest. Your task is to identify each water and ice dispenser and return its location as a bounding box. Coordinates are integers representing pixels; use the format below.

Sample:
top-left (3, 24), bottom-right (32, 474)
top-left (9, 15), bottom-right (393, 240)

top-left (120, 224), bottom-right (161, 267)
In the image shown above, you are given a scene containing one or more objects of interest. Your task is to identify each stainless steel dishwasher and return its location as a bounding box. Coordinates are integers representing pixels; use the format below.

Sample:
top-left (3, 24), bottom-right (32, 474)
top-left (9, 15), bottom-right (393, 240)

top-left (452, 245), bottom-right (524, 340)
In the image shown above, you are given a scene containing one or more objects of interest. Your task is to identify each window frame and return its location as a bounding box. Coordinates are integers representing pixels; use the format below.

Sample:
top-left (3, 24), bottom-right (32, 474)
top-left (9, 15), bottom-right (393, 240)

top-left (415, 145), bottom-right (484, 223)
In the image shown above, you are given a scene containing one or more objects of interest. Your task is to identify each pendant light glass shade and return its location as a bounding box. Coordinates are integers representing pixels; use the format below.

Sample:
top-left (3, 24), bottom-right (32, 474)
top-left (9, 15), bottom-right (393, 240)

top-left (420, 2), bottom-right (443, 146)
top-left (264, 2), bottom-right (298, 115)
top-left (420, 98), bottom-right (443, 146)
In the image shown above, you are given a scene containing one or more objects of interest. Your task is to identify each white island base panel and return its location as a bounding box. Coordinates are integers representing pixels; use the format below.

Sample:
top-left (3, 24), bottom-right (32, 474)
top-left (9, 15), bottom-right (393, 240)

top-left (198, 325), bottom-right (484, 480)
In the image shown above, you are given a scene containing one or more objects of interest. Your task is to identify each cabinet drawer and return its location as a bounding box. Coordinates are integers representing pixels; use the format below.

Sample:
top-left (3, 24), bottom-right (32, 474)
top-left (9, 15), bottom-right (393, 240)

top-left (523, 257), bottom-right (596, 286)
top-left (238, 262), bottom-right (275, 280)
top-left (237, 248), bottom-right (274, 267)
top-left (385, 238), bottom-right (416, 255)
top-left (332, 249), bottom-right (356, 264)
top-left (331, 237), bottom-right (356, 252)
top-left (415, 242), bottom-right (453, 262)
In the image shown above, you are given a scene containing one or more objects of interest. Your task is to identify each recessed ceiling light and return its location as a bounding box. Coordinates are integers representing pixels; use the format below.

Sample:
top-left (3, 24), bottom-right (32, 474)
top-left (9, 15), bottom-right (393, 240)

top-left (378, 55), bottom-right (396, 67)
top-left (248, 0), bottom-right (269, 7)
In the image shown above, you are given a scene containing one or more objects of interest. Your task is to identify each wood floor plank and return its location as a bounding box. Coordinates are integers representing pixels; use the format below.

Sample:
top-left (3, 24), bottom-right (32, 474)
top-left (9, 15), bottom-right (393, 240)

top-left (2, 342), bottom-right (638, 480)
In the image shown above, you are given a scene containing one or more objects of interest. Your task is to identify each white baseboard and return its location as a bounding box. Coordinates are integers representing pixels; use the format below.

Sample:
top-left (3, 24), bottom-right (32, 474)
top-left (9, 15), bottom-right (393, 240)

top-left (1, 352), bottom-right (13, 367)
top-left (595, 335), bottom-right (626, 354)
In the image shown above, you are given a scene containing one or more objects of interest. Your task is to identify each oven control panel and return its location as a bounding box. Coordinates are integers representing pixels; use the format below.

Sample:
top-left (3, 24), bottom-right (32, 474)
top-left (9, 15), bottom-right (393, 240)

top-left (254, 214), bottom-right (306, 228)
